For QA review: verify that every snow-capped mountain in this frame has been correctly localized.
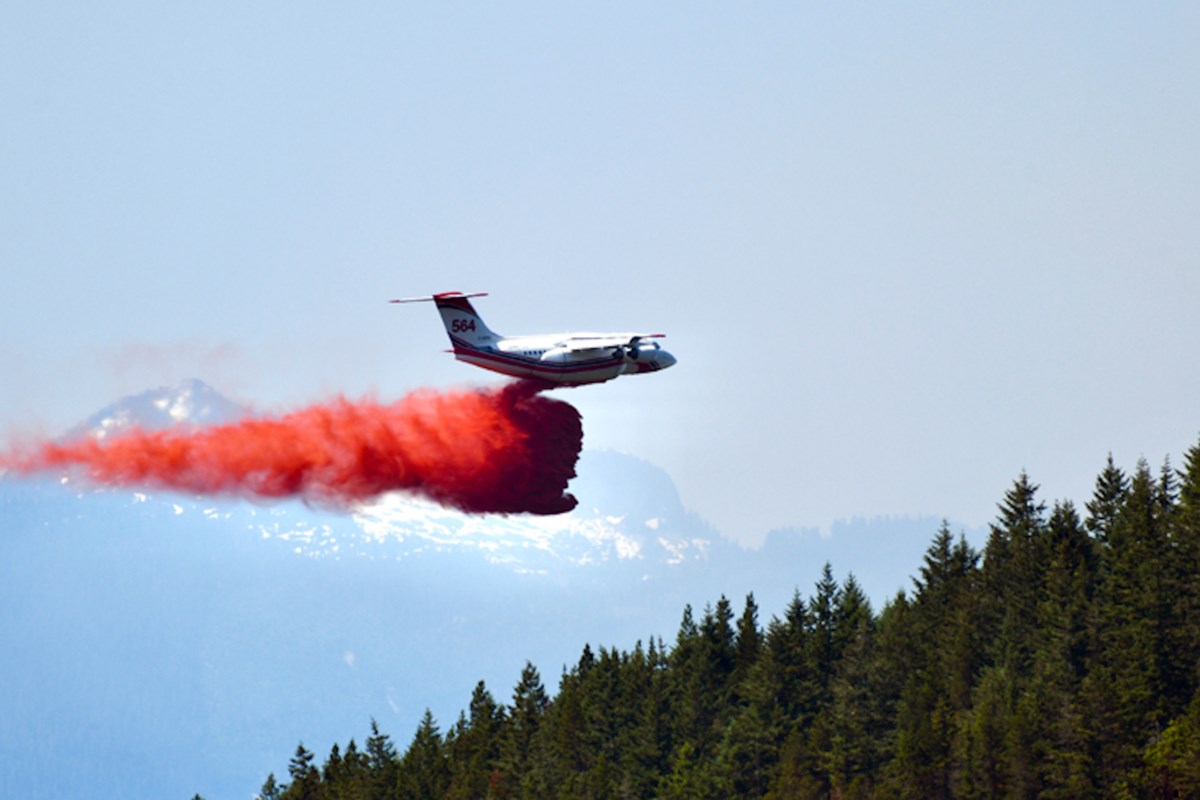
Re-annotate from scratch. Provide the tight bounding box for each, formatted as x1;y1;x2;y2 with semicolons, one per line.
58;379;723;576
1;380;966;800
1;380;734;800
67;377;247;440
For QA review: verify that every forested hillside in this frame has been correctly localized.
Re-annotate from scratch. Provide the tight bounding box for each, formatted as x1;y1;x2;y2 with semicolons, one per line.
249;439;1200;799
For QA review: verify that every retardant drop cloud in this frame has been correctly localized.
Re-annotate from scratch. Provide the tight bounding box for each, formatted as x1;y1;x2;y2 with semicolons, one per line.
1;381;583;515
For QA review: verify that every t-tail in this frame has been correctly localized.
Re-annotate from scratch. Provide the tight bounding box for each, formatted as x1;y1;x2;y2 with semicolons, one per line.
390;291;500;350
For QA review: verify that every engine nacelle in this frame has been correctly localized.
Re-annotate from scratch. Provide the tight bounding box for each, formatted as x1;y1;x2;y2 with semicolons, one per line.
539;347;579;365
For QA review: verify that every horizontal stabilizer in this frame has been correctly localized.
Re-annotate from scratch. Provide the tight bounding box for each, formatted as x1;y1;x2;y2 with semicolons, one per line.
390;291;488;304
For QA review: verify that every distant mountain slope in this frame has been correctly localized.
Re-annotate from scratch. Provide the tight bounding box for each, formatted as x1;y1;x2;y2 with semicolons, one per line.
66;377;247;440
0;380;970;799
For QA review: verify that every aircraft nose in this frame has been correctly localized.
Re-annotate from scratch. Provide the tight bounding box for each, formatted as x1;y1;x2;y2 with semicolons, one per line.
656;350;676;370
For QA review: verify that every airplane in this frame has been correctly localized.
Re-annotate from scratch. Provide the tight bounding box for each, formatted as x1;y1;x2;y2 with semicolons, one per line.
391;291;676;386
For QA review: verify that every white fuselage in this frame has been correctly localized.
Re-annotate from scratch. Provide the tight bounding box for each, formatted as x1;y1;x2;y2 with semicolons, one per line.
452;332;675;386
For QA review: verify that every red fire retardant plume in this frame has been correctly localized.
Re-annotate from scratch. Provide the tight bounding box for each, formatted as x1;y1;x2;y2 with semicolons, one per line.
3;381;583;515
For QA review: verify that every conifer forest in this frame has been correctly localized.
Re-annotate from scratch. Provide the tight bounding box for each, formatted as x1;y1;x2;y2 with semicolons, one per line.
243;438;1200;799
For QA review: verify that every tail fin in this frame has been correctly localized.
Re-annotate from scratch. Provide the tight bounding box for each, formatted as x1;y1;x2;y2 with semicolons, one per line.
391;291;501;349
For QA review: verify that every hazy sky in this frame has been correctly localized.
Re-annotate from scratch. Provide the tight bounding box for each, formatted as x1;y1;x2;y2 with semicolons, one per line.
3;3;1198;545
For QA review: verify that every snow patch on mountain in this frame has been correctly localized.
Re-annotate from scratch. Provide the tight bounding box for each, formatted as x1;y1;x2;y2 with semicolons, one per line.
68;378;247;440
45;380;728;575
349;491;680;568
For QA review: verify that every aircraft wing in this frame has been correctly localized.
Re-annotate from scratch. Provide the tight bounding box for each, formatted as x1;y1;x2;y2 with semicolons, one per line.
557;333;665;353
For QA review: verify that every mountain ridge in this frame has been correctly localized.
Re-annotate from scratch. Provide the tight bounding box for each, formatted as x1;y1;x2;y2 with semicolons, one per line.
0;379;976;799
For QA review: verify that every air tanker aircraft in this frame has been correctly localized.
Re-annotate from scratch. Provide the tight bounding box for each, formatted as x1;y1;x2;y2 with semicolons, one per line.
392;291;676;386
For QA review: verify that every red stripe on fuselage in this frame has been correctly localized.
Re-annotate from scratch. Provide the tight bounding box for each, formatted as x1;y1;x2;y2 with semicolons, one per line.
454;346;618;373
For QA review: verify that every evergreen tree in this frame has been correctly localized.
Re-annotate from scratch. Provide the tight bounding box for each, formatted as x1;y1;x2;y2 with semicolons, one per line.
574;646;626;795
956;665;1010;800
283;743;320;800
1141;688;1200;798
717;696;778;798
911;523;981;709
808;563;842;706
658;741;720;800
703;597;738;691
766;726;829;800
825;576;878;797
765;590;817;727
1026;501;1096;798
444;682;505;800
398;710;449;800
666;604;707;755
258;774;284;800
547;665;586;787
334;739;371;800
891;523;981;798
1156;454;1199;720
322;742;343;790
834;574;873;657
984;473;1047;678
499;661;550;798
733;593;762;695
870;590;916;760
1174;436;1200;709
1090;459;1171;786
1086;452;1128;543
715;596;775;798
365;718;400;800
615;639;670;798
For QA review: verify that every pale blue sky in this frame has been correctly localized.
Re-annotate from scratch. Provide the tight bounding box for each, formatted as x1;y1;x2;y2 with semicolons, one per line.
3;2;1198;544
